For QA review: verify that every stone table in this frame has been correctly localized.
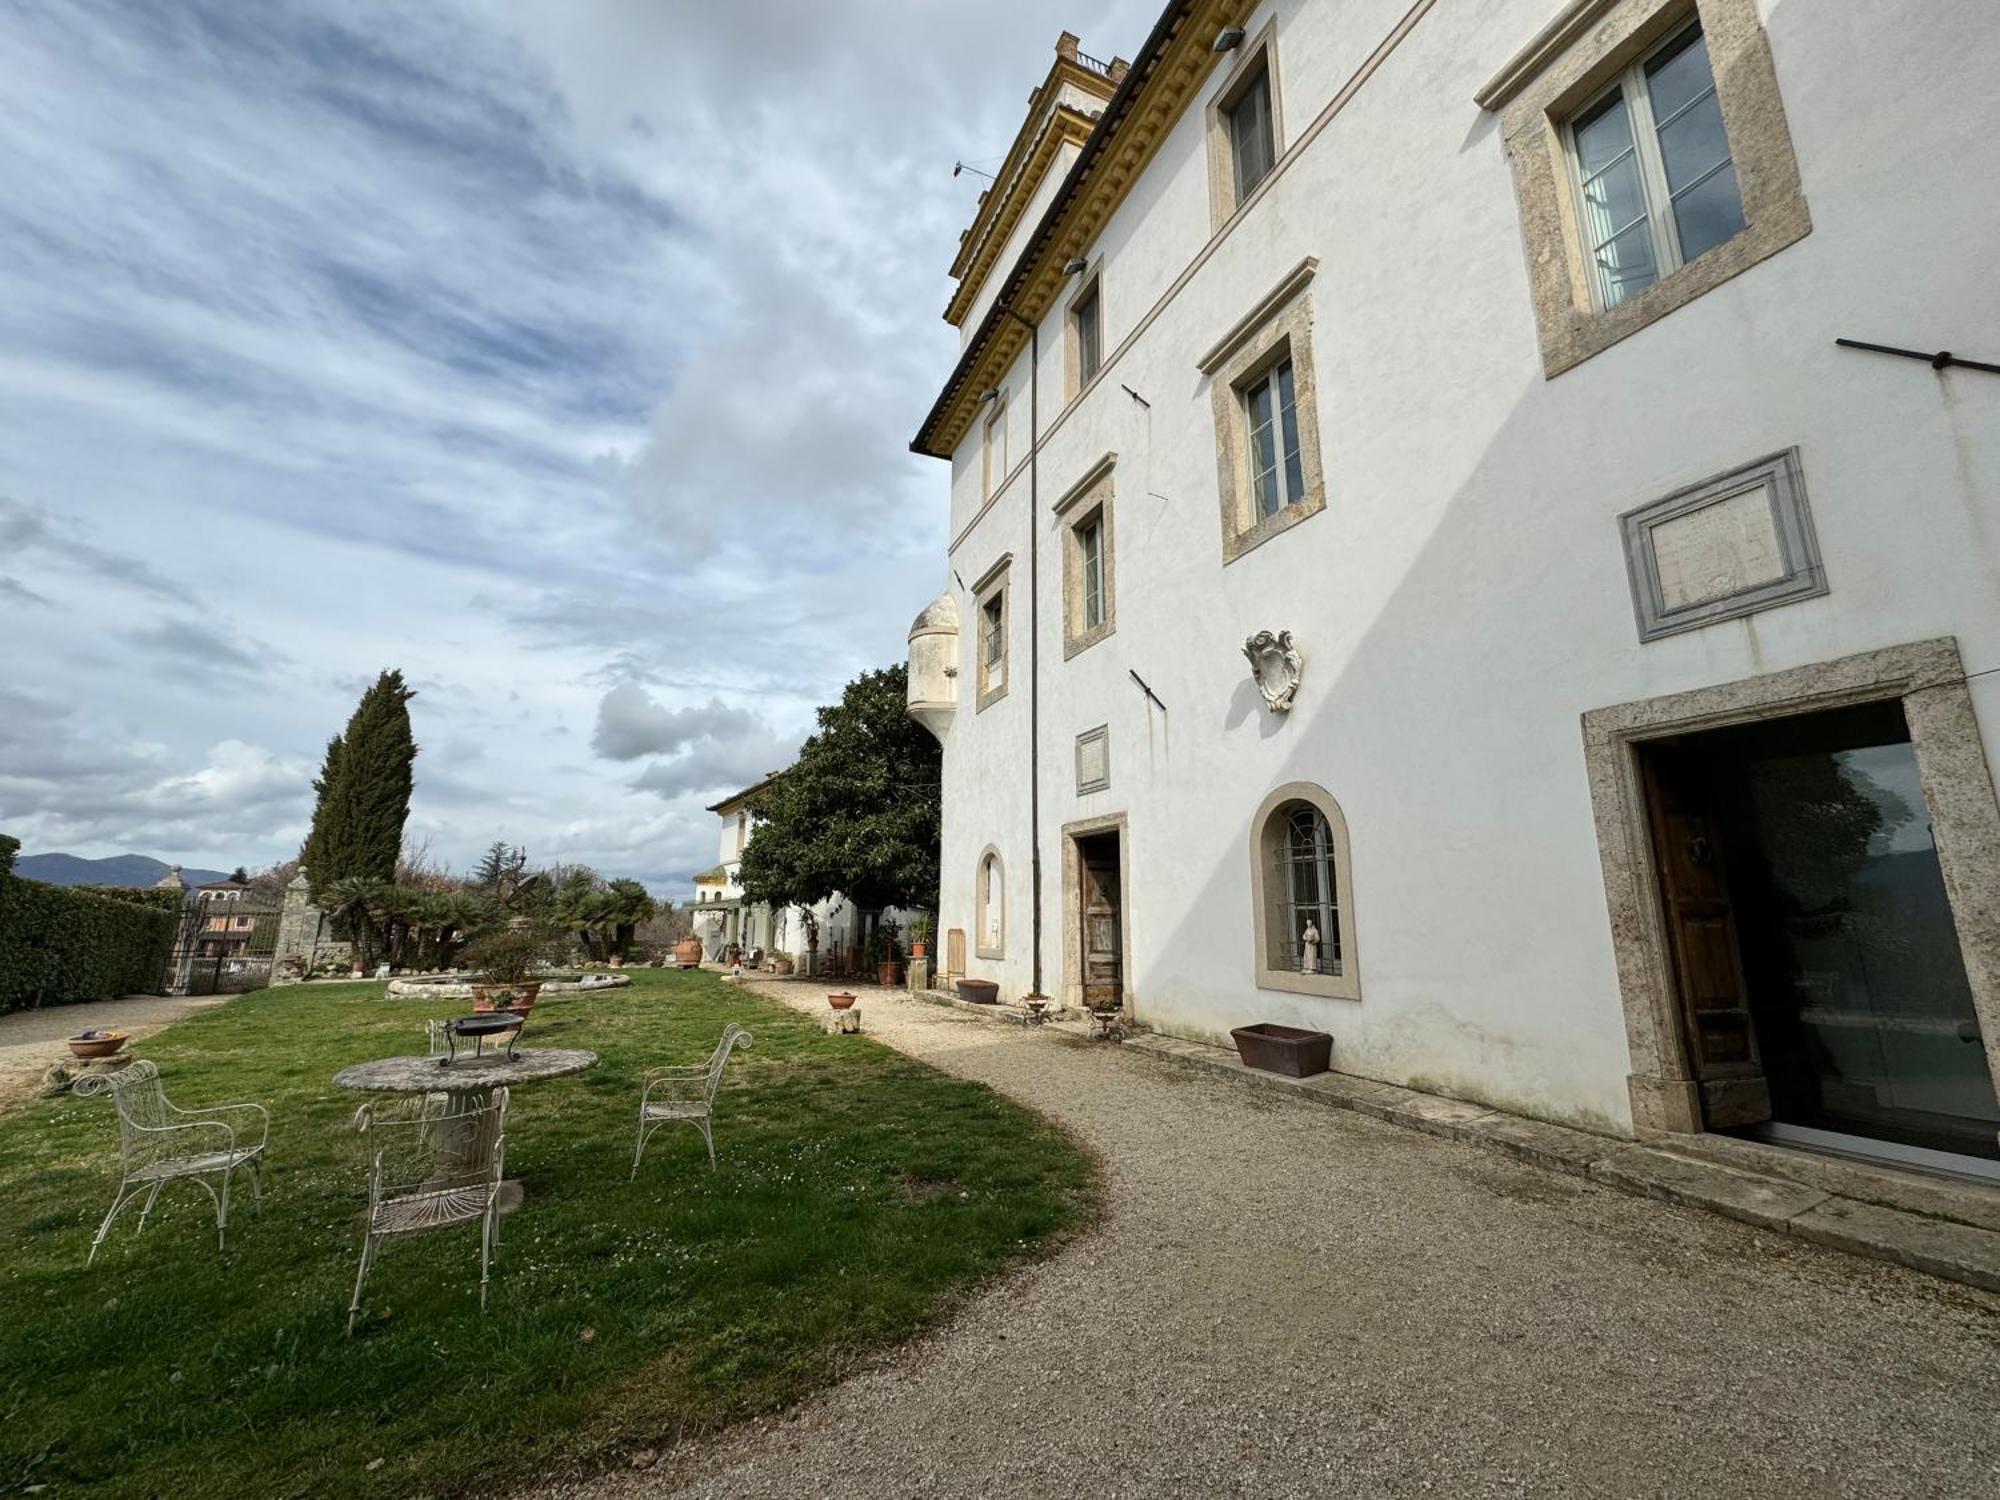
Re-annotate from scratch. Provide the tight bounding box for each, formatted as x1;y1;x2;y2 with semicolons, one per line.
334;1047;598;1211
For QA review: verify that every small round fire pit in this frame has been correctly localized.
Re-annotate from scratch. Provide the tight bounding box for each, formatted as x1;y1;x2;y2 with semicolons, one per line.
437;1012;526;1065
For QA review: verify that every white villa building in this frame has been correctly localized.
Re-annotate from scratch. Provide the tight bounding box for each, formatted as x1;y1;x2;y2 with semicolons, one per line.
690;772;877;973
906;2;2000;1175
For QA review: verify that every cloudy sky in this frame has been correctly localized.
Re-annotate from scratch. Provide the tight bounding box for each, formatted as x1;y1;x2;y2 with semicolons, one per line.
0;0;1149;893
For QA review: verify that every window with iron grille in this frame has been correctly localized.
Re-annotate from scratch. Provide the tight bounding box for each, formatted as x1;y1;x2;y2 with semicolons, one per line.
1271;803;1341;975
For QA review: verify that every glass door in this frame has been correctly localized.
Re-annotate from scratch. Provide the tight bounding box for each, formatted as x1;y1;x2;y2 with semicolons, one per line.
1691;701;2000;1163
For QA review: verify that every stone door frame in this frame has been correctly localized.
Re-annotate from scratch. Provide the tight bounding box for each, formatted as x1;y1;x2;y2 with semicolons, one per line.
1060;813;1131;1015
1581;637;2000;1137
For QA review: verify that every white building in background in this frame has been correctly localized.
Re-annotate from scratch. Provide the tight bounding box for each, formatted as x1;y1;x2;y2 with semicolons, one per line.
689;772;873;972
907;1;2000;1175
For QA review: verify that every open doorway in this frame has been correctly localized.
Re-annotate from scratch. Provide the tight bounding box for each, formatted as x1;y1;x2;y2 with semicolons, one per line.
1640;699;2000;1171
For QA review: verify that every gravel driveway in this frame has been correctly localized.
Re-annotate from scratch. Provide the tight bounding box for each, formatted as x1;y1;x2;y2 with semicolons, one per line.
542;981;2000;1500
0;993;222;1110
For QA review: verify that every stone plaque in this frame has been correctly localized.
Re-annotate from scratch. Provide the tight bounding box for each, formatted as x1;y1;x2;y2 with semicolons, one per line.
1076;725;1110;794
1620;448;1826;642
1650;484;1786;610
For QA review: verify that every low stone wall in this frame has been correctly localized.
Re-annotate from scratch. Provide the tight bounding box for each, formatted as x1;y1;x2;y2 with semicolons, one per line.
383;972;633;1001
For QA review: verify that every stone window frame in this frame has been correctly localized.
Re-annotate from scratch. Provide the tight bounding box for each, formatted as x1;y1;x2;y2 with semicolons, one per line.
1478;0;1811;378
1204;16;1284;233
1200;258;1325;565
1075;725;1110;795
975;844;1006;960
1580;638;2000;1137
1620;446;1826;643
971;553;1012;712
981;390;1010;499
1064;260;1106;404
1053;451;1117;658
1248;781;1360;1003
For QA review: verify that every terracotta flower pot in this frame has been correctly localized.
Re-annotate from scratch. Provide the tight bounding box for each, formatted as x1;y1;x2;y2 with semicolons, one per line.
674;937;703;968
910;941;929;959
878;961;903;988
828;991;857;1010
472;981;542;1015
68;1031;127;1060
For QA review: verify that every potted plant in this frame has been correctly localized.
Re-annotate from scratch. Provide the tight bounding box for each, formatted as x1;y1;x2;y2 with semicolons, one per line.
68;1029;128;1060
907;913;933;960
876;919;904;987
463;928;548;1014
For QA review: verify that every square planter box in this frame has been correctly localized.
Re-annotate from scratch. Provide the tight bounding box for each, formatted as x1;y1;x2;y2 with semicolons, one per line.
957;978;1000;1005
1230;1023;1332;1078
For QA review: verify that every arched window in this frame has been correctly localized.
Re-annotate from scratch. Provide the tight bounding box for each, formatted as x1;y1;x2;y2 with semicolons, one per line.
1250;782;1359;1000
976;847;1005;959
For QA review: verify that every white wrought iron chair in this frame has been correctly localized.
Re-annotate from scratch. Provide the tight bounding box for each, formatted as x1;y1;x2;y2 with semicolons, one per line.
72;1060;268;1264
632;1024;752;1177
348;1087;509;1335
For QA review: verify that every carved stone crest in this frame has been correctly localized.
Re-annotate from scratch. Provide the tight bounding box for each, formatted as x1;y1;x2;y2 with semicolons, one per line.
1242;630;1302;713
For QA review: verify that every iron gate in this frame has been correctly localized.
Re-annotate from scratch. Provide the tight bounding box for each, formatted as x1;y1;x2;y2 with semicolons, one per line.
165;887;281;995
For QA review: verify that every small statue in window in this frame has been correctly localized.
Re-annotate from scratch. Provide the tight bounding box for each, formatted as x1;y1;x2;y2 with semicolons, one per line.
1301;919;1320;975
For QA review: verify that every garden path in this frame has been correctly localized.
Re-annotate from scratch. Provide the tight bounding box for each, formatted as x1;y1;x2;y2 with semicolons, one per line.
0;993;223;1110
541;979;2000;1500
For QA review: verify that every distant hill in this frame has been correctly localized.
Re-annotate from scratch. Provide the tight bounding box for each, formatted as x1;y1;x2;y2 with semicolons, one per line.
15;852;235;889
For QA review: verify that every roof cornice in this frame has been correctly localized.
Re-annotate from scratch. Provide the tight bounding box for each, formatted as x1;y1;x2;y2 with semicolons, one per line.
911;0;1256;460
944;103;1101;327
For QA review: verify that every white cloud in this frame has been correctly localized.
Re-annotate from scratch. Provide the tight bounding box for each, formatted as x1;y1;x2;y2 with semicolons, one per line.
0;0;1155;891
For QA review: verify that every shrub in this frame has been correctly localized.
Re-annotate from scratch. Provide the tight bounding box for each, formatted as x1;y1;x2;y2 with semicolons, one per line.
460;926;552;985
0;837;179;1013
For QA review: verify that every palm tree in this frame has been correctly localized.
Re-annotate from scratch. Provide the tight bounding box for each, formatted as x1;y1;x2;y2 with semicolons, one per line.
325;876;389;975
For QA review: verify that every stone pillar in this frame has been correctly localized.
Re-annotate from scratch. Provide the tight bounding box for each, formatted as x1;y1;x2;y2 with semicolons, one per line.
907;956;932;994
272;870;320;983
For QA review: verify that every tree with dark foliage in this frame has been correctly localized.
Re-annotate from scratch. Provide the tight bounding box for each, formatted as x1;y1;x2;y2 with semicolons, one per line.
739;665;939;915
300;670;418;905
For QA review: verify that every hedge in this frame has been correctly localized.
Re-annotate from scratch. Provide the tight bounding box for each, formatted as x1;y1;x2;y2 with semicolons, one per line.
0;835;180;1013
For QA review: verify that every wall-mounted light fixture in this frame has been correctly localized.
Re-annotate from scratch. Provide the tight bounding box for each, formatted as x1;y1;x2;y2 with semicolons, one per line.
1212;26;1245;52
978;387;1001;404
1063;256;1088;275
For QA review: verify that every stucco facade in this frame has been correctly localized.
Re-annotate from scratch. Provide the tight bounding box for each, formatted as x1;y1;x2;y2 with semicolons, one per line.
908;0;2000;1146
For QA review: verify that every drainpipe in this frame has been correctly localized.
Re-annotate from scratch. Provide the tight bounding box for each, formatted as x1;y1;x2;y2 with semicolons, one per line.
996;302;1045;997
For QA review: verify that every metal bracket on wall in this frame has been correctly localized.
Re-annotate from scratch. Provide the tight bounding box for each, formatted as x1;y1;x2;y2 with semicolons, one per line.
1835;338;2000;376
1129;669;1166;714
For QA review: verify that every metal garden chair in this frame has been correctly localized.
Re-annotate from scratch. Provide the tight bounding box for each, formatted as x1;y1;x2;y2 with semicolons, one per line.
348;1087;509;1335
632;1024;752;1176
72;1060;269;1263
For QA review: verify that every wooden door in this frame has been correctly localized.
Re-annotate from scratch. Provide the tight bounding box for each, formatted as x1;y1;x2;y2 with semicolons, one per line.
1642;746;1771;1126
1081;844;1122;1010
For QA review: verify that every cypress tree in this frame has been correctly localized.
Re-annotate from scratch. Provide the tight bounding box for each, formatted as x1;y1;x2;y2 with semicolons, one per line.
300;670;418;903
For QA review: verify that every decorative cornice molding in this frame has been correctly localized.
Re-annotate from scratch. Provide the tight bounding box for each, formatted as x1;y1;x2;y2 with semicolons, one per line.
946;104;1102;327
1051;451;1117;516
1195;257;1318;374
969;551;1015;596
1474;0;1621;111
913;0;1256;459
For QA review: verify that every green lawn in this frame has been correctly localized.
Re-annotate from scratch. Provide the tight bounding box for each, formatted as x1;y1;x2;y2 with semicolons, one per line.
0;970;1097;1497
